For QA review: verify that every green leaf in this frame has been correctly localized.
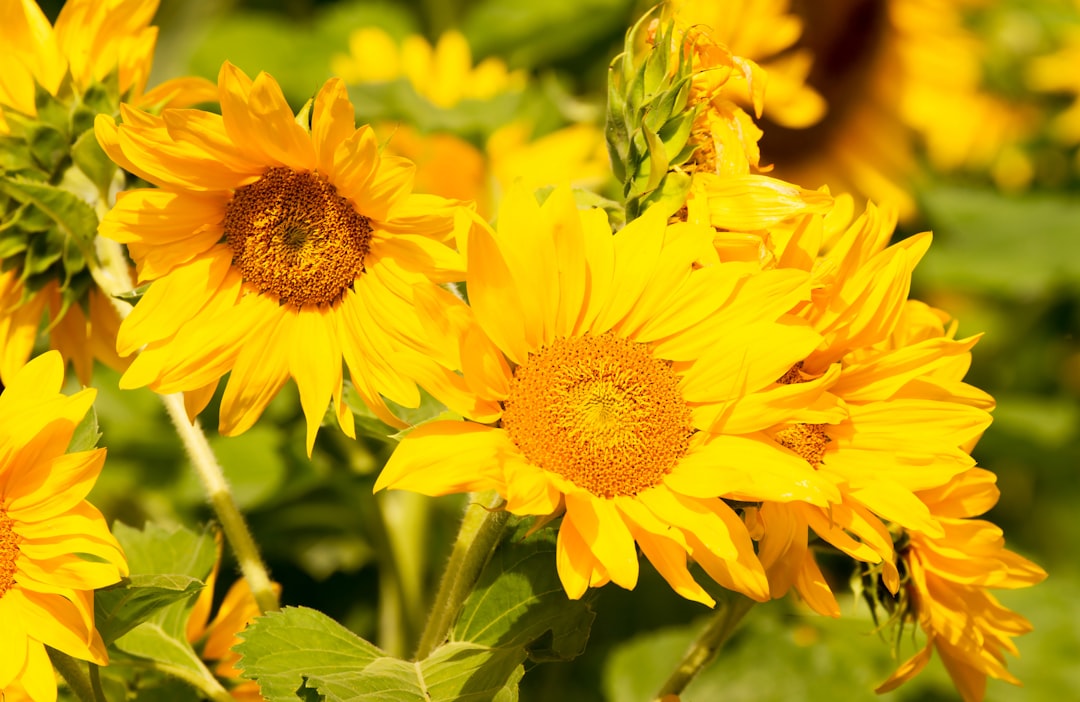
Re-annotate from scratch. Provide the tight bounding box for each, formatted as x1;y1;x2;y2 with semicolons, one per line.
26;123;68;175
454;520;595;662
0;176;98;251
343;381;458;445
111;522;218;585
236;606;413;700
67;403;101;453
71;128;118;196
94;573;206;645
108;522;221;692
238;608;532;702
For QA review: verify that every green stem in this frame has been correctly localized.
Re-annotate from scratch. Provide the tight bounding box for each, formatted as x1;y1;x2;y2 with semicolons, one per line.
414;491;508;660
46;648;102;702
124;657;234;702
89;664;106;702
160;392;280;614
655;594;756;699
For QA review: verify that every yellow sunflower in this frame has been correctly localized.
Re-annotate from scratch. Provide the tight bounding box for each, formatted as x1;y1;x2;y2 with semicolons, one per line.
676;0;1033;218
722;199;994;615
0;0;215;386
875;468;1046;702
95;62;473;453
0;351;128;702
376;186;842;605
331;27;526;109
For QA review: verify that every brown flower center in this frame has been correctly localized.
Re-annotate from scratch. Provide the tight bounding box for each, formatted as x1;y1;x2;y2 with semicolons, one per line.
774;423;831;468
224;167;373;307
501;334;695;498
0;508;20;598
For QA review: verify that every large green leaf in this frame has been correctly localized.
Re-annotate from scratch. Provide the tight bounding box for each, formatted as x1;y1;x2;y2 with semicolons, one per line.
238;608;526;702
238;522;594;701
106;523;220;686
454;521;594;662
95;573;206;646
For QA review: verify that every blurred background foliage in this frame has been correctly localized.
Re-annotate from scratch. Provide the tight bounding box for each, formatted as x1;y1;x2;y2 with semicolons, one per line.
30;0;1080;699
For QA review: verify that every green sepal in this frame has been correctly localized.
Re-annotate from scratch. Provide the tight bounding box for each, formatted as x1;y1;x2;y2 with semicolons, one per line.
34;79;73;137
606;12;699;223
71;128;118;197
0;176;99;287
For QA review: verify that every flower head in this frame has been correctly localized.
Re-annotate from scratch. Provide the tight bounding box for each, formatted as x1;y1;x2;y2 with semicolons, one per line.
96;63;469;453
376;186;842;604
0;351;127;702
874;468;1046;702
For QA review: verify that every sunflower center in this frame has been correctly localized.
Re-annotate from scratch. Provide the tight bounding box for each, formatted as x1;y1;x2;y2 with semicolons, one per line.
774;423;831;467
501;334;695;498
224;167;373;307
0;508;19;598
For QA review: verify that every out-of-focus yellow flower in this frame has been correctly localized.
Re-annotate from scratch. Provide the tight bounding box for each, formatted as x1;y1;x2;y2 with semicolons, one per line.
95;64;469;453
376;186;841;605
332;27;526;109
0;351;127;702
679;0;1035;218
875;468;1046;702
1028;10;1080;170
378;121;610;219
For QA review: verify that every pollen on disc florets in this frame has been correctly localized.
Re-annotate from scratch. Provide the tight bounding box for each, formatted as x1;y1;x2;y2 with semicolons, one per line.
224;167;373;307
774;423;831;468
0;507;20;597
501;333;695;499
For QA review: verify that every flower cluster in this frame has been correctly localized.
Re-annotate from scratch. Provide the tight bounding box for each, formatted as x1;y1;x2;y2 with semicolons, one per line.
0;1;1049;701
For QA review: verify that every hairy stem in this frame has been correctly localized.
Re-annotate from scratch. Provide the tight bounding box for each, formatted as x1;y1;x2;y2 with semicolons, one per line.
47;648;102;702
161;392;279;614
414;491;508;660
655;595;756;699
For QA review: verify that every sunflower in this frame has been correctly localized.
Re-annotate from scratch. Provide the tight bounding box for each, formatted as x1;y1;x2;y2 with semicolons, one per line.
331;27;525;109
675;0;1034;218
0;351;128;702
718;198;995;615
0;0;216;386
95;62;474;453
874;467;1046;702
375;186;843;604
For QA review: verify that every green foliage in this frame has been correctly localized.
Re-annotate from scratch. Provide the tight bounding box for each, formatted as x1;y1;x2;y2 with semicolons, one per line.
606;13;698;222
915;184;1080;297
462;0;635;68
235;519;593;700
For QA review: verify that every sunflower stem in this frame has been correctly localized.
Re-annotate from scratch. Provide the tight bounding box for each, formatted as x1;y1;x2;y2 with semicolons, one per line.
654;594;756;699
414;491;508;660
47;648;103;702
161;392;280;614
